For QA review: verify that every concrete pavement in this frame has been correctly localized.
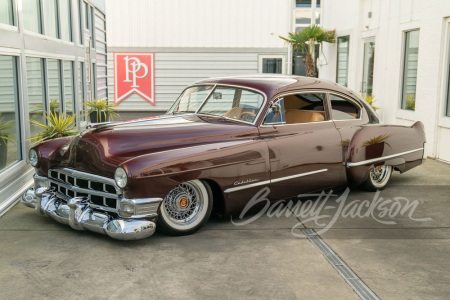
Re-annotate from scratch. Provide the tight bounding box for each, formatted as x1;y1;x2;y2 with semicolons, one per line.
0;159;449;299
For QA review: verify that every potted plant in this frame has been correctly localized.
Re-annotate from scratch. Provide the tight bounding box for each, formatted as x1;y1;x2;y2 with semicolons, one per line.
0;113;14;169
28;111;78;145
85;98;120;123
362;134;392;160
280;25;336;77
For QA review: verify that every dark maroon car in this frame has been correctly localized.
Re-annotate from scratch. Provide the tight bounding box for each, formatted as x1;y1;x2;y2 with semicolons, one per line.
22;75;426;240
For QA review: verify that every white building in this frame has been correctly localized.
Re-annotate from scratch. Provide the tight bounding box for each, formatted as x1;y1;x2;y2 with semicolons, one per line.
0;0;107;213
105;0;323;118
318;0;450;162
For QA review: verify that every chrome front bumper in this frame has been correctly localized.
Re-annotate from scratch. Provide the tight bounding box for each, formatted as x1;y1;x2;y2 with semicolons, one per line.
21;186;160;241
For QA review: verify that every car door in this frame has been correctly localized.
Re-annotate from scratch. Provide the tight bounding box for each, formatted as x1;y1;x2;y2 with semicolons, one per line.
258;91;343;200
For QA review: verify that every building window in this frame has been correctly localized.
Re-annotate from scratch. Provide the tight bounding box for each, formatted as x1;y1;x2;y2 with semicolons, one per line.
47;59;62;112
84;2;89;29
90;6;95;48
0;55;21;172
362;39;375;97
42;0;59;38
336;36;350;87
26;57;46;136
401;30;420;111
78;0;84;44
91;63;97;98
22;0;42;33
262;58;282;74
59;0;72;41
78;62;86;121
0;0;14;25
63;61;75;116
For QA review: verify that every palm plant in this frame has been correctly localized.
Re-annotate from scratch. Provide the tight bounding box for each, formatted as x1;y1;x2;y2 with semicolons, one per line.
280;25;336;77
28;111;78;145
85;98;120;123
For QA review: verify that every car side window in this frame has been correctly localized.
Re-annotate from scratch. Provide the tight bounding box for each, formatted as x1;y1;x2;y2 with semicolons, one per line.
264;98;286;124
283;93;327;124
329;94;361;120
263;93;327;125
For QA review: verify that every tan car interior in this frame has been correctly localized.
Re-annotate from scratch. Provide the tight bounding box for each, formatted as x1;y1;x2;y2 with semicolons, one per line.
283;95;326;124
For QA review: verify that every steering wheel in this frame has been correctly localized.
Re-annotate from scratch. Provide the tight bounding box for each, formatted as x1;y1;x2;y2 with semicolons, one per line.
239;111;257;122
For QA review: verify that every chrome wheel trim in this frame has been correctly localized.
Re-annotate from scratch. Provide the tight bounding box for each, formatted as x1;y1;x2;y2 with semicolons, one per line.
369;165;392;188
160;180;208;231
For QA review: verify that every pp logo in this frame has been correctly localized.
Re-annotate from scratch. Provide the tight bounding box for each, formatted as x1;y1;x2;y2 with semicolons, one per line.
114;52;155;105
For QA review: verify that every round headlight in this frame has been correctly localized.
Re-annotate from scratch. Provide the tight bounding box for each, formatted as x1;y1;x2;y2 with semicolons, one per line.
29;149;38;167
114;167;128;188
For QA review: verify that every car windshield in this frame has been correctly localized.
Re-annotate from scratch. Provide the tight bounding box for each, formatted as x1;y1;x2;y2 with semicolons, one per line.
197;86;265;123
168;85;214;114
168;85;265;123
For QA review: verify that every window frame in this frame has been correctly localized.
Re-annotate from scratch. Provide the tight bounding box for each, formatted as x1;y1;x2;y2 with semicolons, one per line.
0;54;23;177
399;29;420;111
261;91;331;127
0;0;16;27
59;0;73;42
328;92;363;122
259;55;286;74
336;35;350;87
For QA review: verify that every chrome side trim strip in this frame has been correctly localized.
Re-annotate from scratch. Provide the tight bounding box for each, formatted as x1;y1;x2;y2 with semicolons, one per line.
346;148;424;168
224;180;271;193
224;169;328;193
270;169;328;183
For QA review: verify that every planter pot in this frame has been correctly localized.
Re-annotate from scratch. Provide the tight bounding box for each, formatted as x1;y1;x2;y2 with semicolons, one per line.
365;143;385;160
89;111;110;123
0;135;7;170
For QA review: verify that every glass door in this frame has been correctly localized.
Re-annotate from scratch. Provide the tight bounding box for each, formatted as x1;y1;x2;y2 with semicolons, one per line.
361;38;375;97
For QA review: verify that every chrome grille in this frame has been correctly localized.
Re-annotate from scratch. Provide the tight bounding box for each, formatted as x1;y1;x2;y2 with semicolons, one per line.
48;168;119;213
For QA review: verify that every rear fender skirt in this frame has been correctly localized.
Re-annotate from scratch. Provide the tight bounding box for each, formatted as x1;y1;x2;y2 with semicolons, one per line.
345;121;425;186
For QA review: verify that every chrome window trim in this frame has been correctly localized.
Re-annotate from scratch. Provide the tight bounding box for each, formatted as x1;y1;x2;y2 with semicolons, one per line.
195;83;268;126
345;148;424;167
224;169;328;193
328;92;363;121
261;90;331;127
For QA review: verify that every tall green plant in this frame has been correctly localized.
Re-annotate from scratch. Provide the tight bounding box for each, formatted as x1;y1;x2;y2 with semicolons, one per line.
84;98;120;122
28;111;78;144
280;25;336;77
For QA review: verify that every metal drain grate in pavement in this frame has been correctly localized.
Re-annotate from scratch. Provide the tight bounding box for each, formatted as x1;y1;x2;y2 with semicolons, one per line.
301;229;379;300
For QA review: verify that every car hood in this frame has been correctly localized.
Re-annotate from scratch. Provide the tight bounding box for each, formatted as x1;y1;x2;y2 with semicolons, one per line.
58;114;258;177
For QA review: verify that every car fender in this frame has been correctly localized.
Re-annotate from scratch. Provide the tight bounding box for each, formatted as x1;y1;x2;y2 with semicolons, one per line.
345;121;425;186
121;139;270;200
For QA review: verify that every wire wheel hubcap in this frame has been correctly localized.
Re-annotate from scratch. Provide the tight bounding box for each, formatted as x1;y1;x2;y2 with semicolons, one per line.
163;182;205;226
370;165;391;185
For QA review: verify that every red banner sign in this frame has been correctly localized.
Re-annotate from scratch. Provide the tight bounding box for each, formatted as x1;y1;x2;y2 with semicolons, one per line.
114;52;155;105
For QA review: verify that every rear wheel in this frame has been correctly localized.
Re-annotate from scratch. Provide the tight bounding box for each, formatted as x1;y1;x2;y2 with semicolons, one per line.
158;179;213;235
363;165;393;191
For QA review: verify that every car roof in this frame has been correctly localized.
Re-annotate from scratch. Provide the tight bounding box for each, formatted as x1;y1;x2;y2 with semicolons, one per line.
194;75;360;101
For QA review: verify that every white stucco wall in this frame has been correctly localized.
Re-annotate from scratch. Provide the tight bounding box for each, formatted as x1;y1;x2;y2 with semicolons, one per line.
319;0;450;161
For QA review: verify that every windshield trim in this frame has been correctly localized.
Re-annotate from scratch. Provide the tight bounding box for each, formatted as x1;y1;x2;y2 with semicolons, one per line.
194;84;268;126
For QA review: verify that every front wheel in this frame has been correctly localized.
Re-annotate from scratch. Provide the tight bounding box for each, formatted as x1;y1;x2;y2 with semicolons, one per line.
362;165;393;191
158;179;213;235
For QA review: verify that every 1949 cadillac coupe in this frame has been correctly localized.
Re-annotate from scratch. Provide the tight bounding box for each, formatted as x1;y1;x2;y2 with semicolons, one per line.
21;75;426;240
